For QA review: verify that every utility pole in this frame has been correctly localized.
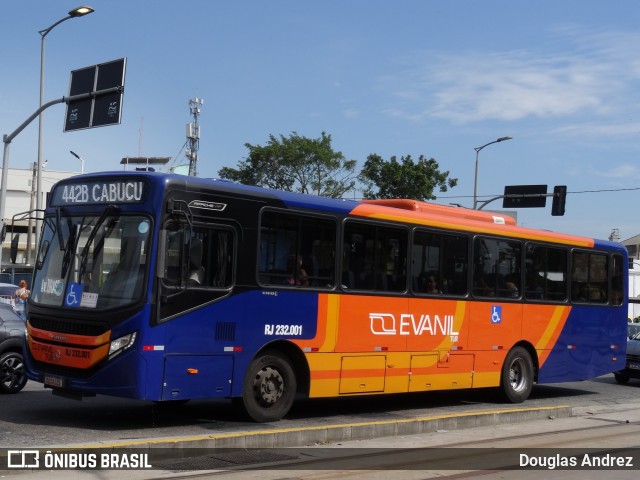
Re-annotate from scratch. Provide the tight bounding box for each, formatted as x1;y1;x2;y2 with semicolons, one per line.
186;97;204;177
26;162;36;265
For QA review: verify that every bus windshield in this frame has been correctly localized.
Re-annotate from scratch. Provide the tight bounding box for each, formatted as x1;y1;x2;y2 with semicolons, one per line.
31;213;151;310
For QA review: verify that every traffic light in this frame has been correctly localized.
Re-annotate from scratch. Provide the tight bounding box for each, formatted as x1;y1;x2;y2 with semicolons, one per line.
551;185;567;216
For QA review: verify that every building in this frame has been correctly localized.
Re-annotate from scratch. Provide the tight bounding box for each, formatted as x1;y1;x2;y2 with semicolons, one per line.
1;166;78;269
622;235;640;320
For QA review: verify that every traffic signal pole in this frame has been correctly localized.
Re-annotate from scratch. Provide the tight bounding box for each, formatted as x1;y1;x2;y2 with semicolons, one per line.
0;86;122;267
475;186;567;216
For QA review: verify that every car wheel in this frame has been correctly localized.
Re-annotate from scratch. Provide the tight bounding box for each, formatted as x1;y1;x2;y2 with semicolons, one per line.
614;373;630;385
0;351;27;394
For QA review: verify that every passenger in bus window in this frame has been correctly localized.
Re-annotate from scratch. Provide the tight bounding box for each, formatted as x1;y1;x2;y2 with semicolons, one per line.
425;275;442;294
287;254;308;286
611;290;623;305
571;283;586;302
504;281;519;298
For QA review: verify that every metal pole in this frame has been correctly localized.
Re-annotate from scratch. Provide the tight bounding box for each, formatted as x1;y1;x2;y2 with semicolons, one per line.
0;138;10;269
70;151;84;174
472;136;513;209
35;30;46;255
35;7;95;258
26;162;36;265
473;148;480;210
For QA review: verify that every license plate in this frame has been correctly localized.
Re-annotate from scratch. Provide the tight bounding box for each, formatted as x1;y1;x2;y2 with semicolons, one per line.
629;363;640;370
44;376;65;388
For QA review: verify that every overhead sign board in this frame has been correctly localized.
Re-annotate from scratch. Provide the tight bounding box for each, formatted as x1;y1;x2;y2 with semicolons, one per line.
502;185;548;208
64;58;127;132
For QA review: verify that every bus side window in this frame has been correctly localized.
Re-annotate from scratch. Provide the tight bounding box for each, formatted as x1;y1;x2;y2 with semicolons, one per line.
189;228;234;289
258;210;336;289
163;228;186;286
188;238;204;285
342;221;407;293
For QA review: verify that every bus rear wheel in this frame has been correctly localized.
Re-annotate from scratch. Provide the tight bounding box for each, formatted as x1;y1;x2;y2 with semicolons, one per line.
500;346;533;403
237;351;297;422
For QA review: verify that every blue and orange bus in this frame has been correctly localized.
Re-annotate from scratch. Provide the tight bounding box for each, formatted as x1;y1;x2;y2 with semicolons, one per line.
24;172;628;422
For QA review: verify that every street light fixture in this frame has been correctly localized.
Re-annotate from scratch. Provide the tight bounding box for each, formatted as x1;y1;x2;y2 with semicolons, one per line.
70;151;84;174
473;136;513;209
35;6;94;248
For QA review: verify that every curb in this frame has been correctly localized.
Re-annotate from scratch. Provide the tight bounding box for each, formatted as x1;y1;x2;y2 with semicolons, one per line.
72;405;571;452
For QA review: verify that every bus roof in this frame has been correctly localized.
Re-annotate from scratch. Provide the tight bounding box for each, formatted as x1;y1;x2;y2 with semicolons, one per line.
54;172;619;251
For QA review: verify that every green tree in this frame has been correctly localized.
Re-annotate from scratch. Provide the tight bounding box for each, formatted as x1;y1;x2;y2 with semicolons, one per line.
218;132;357;197
358;154;457;200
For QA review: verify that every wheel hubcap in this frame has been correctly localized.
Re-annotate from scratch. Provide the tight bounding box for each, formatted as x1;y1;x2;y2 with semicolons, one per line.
509;358;527;393
253;366;284;405
1;356;25;391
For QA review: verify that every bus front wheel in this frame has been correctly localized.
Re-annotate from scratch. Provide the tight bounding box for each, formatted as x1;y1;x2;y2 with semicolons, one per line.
236;351;297;422
500;346;534;403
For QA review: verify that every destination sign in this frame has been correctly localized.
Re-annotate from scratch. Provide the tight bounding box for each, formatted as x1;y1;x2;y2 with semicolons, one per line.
50;180;146;206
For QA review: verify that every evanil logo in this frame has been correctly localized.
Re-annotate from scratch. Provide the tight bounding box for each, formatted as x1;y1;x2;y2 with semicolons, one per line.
370;313;459;341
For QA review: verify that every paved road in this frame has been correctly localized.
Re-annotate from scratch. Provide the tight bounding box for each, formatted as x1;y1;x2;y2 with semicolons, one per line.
5;377;640;479
2;373;640;450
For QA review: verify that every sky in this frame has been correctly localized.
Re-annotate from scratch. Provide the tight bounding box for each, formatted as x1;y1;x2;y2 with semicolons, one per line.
1;1;640;241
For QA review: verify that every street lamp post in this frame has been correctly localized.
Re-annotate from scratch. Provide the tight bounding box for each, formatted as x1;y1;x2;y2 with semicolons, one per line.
70;150;84;174
34;5;94;247
473;136;513;209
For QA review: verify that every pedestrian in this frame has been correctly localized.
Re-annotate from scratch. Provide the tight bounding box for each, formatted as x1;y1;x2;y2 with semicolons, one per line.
14;280;29;320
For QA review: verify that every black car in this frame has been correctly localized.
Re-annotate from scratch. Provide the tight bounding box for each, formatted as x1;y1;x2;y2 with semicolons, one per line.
614;323;640;384
0;302;27;393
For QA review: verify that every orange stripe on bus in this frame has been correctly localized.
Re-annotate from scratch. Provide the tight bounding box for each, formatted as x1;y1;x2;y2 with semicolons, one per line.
350;203;594;248
536;306;570;366
27;322;111;346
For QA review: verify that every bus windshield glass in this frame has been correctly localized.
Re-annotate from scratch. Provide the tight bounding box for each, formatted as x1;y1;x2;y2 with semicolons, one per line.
31;213;151;310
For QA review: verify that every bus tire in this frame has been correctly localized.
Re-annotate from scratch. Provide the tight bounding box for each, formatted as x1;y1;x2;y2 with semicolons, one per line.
500;346;533;403
238;351;297;422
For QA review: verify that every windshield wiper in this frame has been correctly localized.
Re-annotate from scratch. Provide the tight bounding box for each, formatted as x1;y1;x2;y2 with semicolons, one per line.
56;206;65;251
78;205;118;281
60;221;80;279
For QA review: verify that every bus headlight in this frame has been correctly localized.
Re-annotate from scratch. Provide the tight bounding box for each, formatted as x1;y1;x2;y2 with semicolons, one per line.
109;332;137;359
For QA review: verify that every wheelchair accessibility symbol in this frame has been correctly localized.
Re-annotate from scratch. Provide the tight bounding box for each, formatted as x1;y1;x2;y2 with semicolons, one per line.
491;305;502;324
64;283;83;308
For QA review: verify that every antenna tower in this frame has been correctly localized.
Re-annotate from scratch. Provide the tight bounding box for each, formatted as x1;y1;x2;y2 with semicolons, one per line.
609;228;620;242
186;97;204;176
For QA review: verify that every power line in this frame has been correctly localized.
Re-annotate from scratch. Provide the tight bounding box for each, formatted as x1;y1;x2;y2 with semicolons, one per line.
437;186;640;200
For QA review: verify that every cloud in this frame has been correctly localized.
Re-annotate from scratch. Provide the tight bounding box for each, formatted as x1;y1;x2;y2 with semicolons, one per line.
595;163;640;180
342;108;360;118
382;27;640;125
